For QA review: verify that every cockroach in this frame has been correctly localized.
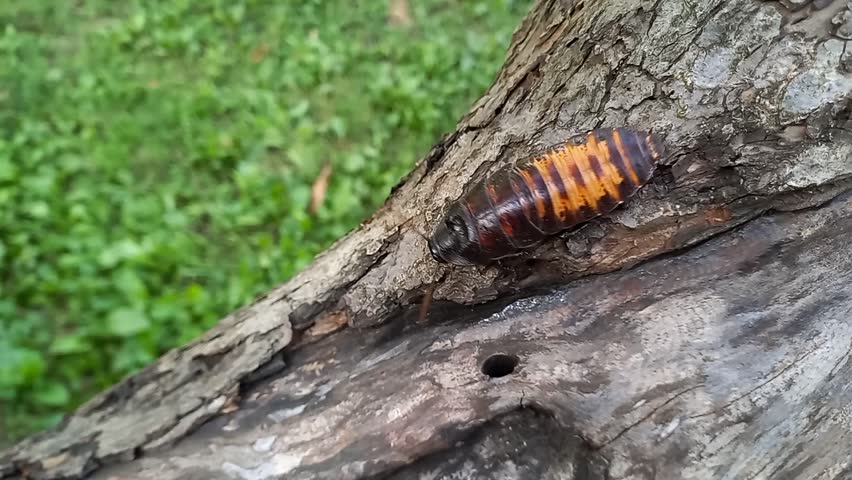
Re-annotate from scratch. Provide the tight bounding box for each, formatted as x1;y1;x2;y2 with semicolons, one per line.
428;127;664;266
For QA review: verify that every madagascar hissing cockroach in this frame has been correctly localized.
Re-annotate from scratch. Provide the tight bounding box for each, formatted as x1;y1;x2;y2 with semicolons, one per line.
428;127;664;266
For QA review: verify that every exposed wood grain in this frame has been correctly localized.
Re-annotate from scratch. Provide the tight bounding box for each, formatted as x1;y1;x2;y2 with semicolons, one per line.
91;188;852;480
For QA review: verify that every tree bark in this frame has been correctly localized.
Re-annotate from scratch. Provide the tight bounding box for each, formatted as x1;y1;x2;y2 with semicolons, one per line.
4;0;852;478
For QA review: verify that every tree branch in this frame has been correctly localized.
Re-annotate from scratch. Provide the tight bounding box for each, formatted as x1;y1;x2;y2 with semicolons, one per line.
4;0;852;479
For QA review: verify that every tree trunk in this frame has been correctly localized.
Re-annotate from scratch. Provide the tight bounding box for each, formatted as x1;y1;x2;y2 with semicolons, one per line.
4;0;852;478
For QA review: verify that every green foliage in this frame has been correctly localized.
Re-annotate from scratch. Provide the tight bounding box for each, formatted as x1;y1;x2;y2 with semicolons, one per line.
0;0;530;443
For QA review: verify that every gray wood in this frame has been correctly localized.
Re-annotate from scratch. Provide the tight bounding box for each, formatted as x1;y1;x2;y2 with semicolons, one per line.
80;192;852;480
3;0;852;479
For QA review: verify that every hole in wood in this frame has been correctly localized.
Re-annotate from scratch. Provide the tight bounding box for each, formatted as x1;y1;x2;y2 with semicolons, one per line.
481;353;519;378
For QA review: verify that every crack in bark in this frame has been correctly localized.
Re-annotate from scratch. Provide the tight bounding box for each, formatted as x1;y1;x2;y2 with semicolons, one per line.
687;342;825;420
824;330;852;381
597;384;706;449
645;0;665;36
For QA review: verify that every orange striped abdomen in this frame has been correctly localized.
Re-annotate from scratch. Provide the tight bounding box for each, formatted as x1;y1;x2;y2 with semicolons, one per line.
513;127;661;235
427;128;664;265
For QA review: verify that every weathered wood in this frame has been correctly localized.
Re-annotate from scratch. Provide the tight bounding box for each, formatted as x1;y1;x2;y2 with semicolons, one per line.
3;0;852;478
70;191;851;480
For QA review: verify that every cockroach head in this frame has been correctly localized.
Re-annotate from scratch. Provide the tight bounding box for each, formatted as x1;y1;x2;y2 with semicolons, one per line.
428;203;477;266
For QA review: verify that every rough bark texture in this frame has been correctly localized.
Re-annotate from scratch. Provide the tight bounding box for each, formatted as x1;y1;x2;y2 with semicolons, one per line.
3;0;852;479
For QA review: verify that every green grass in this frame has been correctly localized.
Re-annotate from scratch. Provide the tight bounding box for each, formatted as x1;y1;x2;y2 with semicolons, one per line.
0;0;530;444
